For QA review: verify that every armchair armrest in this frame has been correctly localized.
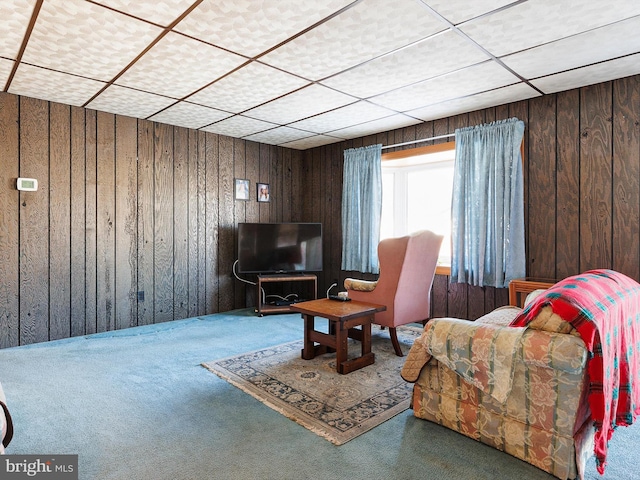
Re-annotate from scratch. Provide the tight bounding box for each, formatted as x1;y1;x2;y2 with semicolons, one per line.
344;278;377;292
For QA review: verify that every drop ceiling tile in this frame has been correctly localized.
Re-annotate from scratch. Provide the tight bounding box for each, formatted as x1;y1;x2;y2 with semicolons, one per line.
321;30;490;98
8;63;106;106
116;32;246;99
243;84;356;125
502;17;640;79
243;126;313;146
407;83;541;122
288;101;396;134
87;85;177;119
0;0;38;58
92;0;190;27
281;135;346;150
148;102;231;130
424;0;516;24
0;59;14;87
260;0;447;80
459;0;640;58
22;0;162;81
369;60;520;112
327;114;422;139
175;0;353;58
531;53;640;95
188;62;309;113
200;115;278;138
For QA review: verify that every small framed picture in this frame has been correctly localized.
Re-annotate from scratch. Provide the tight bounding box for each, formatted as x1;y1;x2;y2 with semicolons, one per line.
235;178;250;201
257;183;270;202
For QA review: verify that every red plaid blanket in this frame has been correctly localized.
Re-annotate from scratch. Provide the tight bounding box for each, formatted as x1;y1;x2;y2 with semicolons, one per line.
510;269;640;475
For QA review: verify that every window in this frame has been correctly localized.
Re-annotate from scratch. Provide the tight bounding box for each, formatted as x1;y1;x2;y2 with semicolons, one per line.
380;142;455;265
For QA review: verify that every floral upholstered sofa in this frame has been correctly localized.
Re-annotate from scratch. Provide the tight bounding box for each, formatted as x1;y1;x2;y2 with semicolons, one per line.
401;270;640;480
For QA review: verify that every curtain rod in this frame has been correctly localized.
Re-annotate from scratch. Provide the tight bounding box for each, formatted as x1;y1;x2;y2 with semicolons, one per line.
381;133;455;150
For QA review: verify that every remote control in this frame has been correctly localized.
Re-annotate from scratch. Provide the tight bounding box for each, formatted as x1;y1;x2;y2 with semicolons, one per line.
328;295;351;302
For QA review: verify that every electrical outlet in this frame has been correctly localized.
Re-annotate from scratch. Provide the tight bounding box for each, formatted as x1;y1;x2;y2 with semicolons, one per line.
137;291;145;302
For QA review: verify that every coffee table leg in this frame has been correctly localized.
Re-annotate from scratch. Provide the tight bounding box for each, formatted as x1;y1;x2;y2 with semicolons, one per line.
362;315;372;357
336;319;349;374
301;314;315;360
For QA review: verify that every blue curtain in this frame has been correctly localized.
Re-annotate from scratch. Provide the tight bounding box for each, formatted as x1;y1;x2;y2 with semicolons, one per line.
451;118;526;288
341;144;382;273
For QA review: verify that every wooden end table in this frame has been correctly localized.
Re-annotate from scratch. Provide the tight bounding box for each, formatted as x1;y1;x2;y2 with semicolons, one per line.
508;277;557;307
289;298;386;375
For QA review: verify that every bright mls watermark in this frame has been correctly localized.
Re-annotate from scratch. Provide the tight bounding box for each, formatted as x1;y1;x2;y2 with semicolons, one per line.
1;455;77;479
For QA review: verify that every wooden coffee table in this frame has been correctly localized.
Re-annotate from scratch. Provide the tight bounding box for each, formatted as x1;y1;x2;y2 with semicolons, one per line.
289;298;386;374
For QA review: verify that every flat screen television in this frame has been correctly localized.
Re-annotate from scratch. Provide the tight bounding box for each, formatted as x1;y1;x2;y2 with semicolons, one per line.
237;222;323;274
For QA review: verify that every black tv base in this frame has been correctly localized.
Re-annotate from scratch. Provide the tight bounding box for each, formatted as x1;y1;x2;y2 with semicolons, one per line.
255;273;317;316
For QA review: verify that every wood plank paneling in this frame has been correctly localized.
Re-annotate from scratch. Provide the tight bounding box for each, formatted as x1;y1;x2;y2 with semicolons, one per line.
49;102;71;340
556;89;581;280
173;126;189;320
19;97;50;345
154;122;174;323
70;106;86;337
137;119;154;326
580;82;613;271
115;115;138;330
205;132;220;314
96;111;116;333
0;93;20;348
187;129;200;317
528;94;557;278
85;110;97;334
612;76;640;280
218;135;235;313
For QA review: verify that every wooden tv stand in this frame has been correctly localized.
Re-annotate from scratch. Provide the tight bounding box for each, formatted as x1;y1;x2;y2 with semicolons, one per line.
256;273;317;316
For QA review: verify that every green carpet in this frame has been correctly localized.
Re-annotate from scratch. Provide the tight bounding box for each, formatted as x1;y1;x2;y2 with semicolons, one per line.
0;309;638;480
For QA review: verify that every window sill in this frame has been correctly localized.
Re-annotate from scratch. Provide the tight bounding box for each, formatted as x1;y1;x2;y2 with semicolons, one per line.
435;264;451;276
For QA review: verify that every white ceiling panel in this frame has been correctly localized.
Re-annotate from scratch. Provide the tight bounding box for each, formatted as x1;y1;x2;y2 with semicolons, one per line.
281;135;346;150
3;1;640;149
22;0;162;81
460;0;640;58
92;0;190;27
422;0;516;25
531;53;640;95
148;102;231;130
407;83;541;122
260;0;447;80
288;101;396;134
321;30;490;98
0;0;38;58
87;85;177;119
8;64;105;106
244;126;313;145
502;16;640;80
370;60;521;112
188;62;309;113
201;115;278;138
0;59;14;88
243;84;356;125
175;0;354;58
328;114;421;139
116;32;246;99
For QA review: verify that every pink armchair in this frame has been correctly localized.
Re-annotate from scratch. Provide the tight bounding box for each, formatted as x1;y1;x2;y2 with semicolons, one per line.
343;230;443;356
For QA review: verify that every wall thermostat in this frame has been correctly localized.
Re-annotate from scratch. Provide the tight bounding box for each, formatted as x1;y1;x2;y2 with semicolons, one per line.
17;177;38;191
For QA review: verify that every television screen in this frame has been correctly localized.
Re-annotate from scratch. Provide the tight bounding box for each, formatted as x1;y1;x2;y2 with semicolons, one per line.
238;223;323;274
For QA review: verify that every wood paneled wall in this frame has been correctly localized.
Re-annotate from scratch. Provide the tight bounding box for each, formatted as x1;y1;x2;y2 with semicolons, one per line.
301;74;640;320
1;74;639;347
0;92;300;347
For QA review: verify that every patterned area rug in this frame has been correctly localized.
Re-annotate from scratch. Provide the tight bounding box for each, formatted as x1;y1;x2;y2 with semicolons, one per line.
202;325;422;445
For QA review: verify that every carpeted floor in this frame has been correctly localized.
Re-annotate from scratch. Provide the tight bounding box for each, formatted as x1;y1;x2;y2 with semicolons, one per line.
0;309;638;480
